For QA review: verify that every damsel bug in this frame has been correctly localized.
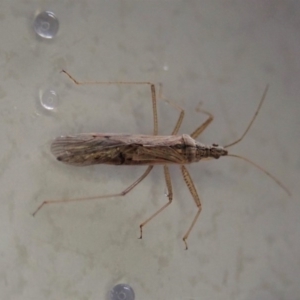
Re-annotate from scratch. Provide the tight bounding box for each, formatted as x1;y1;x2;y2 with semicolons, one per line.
33;70;290;249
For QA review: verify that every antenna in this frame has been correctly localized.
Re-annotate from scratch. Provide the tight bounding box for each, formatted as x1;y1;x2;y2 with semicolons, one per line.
223;85;290;196
224;85;269;148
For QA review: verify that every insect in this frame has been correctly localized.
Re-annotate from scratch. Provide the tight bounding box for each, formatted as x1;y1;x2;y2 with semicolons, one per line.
33;70;290;249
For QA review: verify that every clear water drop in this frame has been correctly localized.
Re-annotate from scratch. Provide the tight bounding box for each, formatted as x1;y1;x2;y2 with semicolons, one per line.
40;89;59;111
33;11;59;39
109;284;135;300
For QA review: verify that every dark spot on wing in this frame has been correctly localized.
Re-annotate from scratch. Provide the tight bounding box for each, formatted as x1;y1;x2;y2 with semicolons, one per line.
119;152;125;164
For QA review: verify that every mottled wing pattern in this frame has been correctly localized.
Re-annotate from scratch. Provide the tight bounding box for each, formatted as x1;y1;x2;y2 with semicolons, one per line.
51;134;131;166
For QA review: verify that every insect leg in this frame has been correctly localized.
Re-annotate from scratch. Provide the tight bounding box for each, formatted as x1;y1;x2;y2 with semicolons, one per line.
138;86;187;239
61;70;158;135
158;83;185;135
33;166;153;216
139;165;173;239
181;165;202;250
157;82;213;139
190;107;214;139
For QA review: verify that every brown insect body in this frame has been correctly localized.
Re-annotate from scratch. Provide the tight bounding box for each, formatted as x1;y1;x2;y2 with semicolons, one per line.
51;133;228;166
33;71;290;249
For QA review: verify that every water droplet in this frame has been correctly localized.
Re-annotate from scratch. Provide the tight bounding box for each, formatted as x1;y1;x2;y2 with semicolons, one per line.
163;64;169;71
33;11;59;39
109;284;135;300
40;89;59;111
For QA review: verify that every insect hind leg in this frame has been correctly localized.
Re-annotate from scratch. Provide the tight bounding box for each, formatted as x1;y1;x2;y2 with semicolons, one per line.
61;70;158;135
33;166;153;216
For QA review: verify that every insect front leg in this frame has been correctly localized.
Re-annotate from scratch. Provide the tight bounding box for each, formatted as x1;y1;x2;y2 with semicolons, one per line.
139;165;173;240
33;166;153;216
180;165;202;250
190;107;214;139
157;82;213;139
61;70;158;135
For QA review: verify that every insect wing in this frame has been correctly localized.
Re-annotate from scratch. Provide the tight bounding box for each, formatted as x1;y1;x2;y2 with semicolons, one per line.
51;134;127;166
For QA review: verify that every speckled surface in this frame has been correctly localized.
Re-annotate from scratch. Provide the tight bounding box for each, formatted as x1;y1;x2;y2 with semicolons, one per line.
0;1;299;299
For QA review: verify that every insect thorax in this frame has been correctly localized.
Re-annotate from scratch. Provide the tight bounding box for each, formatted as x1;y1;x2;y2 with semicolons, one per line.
182;134;228;162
